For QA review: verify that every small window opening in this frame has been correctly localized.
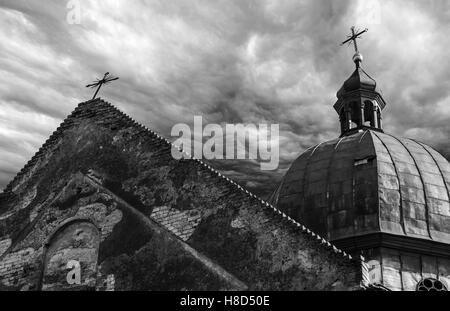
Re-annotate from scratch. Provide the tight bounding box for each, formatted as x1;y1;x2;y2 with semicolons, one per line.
354;156;376;167
416;278;448;291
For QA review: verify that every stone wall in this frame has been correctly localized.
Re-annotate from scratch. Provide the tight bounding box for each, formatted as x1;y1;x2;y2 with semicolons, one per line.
0;175;245;290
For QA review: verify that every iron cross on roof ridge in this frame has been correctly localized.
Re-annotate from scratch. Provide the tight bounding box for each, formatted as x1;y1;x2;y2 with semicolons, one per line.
86;72;119;100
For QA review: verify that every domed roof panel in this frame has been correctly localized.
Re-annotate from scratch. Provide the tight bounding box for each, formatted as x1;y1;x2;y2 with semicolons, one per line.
372;133;428;237
276;130;450;244
278;131;379;240
420;143;450;188
372;132;450;243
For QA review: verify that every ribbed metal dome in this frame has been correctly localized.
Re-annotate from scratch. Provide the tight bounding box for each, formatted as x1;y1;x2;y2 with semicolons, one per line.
275;130;450;244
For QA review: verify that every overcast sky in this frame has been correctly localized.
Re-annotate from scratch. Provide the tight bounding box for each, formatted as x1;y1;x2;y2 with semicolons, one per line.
0;0;449;198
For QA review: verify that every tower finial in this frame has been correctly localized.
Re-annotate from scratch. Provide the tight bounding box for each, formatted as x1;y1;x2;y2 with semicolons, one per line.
341;26;368;68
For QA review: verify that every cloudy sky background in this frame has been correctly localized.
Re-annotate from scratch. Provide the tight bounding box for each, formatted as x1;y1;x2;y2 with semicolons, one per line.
0;0;449;198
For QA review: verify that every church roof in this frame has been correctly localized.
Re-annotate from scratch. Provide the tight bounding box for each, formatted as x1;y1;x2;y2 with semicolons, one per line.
1;100;344;255
275;130;450;247
0;99;365;290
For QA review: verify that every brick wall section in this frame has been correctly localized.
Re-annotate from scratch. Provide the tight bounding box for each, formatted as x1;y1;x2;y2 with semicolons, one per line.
0;248;36;289
150;206;201;241
0;99;366;290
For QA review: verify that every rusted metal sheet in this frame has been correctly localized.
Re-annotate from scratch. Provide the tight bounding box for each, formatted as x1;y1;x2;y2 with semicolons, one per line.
377;161;397;175
398;173;423;188
403;201;427;220
404;218;428;237
378;173;399;190
428;198;450;216
421;172;446;187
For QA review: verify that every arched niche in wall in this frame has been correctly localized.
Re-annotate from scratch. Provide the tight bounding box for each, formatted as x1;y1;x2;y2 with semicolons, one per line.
40;218;100;291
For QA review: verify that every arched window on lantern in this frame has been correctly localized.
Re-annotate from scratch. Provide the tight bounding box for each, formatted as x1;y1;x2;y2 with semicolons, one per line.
349;101;360;129
363;100;374;127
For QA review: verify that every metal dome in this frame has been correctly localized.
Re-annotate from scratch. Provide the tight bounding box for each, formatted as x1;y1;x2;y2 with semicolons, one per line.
275;130;450;245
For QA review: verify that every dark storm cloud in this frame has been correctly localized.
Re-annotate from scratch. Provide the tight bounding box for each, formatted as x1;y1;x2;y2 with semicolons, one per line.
0;0;449;197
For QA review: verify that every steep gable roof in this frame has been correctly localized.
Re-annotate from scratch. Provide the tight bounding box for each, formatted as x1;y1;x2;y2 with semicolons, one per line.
1;99;349;257
0;98;366;290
